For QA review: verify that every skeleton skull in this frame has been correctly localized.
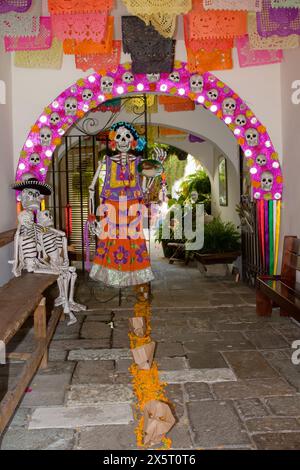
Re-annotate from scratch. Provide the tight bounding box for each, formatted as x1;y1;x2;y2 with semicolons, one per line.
190;74;204;94
256;154;267;166
64;97;78;116
50;112;60;125
207;89;219;101
261;171;273;191
114;126;134;153
37;210;54;228
101;75;114;94
245;128;259;147
82;89;93;101
39;126;52;146
21;188;41;211
168;71;180;82
146;73;160;83
222;97;237;116
122;72;134;84
235;114;247;127
29;153;40;166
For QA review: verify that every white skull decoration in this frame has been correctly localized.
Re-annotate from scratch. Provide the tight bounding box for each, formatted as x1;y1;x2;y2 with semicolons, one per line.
207;89;219;101
168;71;180;82
50;112;60;125
235;114;247;126
190;74;203;93
261;171;273;191
256;154;267;166
222;97;237;116
82;89;93;101
37;210;54;228
29;153;40;166
114;126;134;153
122;72;134;84
21;188;41;211
245;128;259;147
64;97;78;116
147;73;160;83
101;76;114;94
39;126;52;146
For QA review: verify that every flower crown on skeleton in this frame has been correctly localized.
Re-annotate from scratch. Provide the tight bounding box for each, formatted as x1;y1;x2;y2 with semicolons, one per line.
108;122;146;153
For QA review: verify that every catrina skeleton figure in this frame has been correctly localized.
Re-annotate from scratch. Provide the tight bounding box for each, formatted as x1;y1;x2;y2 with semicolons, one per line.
88;122;154;287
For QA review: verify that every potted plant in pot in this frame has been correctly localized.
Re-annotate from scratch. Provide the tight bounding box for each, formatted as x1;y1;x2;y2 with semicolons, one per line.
194;217;241;266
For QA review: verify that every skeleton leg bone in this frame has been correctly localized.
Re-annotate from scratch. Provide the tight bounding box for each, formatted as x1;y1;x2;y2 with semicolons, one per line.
68;267;86;312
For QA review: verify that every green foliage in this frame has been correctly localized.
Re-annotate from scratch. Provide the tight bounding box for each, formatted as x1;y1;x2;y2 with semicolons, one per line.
178;170;211;214
199;217;241;254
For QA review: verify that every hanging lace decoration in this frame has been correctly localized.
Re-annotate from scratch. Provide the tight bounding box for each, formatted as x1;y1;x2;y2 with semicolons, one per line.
257;0;300;37
203;0;262;10
0;0;41;37
187;46;233;73
183;15;234;51
122;0;192;38
4;16;52;51
248;12;299;48
122;16;175;74
187;4;247;39
63;16;113;55
0;0;32;13
124;95;158;113
271;0;300;7
75;41;121;72
236;34;283;67
48;0;113;14
14;38;63;68
51;12;108;42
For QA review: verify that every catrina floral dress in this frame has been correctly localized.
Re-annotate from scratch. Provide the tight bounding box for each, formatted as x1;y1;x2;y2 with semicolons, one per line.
89;154;155;287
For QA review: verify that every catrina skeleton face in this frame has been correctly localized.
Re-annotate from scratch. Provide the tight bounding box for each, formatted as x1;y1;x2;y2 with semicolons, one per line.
37;210;54;227
21;188;41;211
113;126;134;153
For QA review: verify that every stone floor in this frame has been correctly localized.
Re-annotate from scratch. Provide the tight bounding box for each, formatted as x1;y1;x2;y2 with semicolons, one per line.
1;255;300;450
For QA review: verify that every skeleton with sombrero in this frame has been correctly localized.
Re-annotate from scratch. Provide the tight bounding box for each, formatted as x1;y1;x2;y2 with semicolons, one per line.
11;178;86;325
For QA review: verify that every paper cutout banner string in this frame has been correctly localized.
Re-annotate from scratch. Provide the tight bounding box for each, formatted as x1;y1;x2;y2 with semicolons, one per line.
183;15;234;51
4;16;52;52
236;35;283;67
203;0;262;10
257;0;300;37
14;38;63;69
248;12;299;49
75;41;121;72
123;0;191;38
0;0;41;37
122;16;175;74
51;12;108;42
187;47;233;73
0;0;32;13
63;16;113;55
47;0;113;14
271;0;300;7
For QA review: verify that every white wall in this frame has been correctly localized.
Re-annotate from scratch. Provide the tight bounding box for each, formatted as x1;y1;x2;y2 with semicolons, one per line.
281;49;300;239
0;43;15;285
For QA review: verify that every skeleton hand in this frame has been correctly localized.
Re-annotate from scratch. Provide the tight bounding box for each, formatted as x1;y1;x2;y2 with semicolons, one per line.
154;147;167;163
88;217;102;237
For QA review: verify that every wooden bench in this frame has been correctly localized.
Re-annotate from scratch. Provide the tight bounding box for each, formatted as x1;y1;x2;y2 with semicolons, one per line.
0;273;62;435
256;236;300;322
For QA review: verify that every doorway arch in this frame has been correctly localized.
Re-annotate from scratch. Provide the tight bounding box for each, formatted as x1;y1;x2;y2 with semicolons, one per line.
15;61;283;274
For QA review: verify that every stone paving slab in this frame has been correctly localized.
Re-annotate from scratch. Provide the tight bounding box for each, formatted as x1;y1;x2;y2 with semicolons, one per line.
50;339;111;351
0;428;75;450
187;351;227;369
187;400;250;448
233;398;269;419
160;368;236;384
28;404;134;429
184;382;213;401
244;330;289;350
266;396;300;416
68;348;131;361
81;321;112;340
222;351;279;379
52;320;82;341
262;350;300;392
155;342;185;358
19;373;72;407
213;378;296;400
76;425;137;450
157;357;188;370
66;384;133;406
245;417;300;433
253;432;300;450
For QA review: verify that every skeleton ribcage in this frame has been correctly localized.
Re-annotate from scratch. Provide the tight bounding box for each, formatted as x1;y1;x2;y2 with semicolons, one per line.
42;232;63;256
20;225;38;260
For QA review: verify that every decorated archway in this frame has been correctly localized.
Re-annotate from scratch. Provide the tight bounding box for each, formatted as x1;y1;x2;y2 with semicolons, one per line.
15;61;282;274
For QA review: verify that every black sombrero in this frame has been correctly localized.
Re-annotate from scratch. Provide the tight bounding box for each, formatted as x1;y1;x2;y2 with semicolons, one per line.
11;178;52;196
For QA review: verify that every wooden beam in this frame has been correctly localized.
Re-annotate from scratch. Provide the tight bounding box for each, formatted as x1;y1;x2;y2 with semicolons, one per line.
0;229;16;248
